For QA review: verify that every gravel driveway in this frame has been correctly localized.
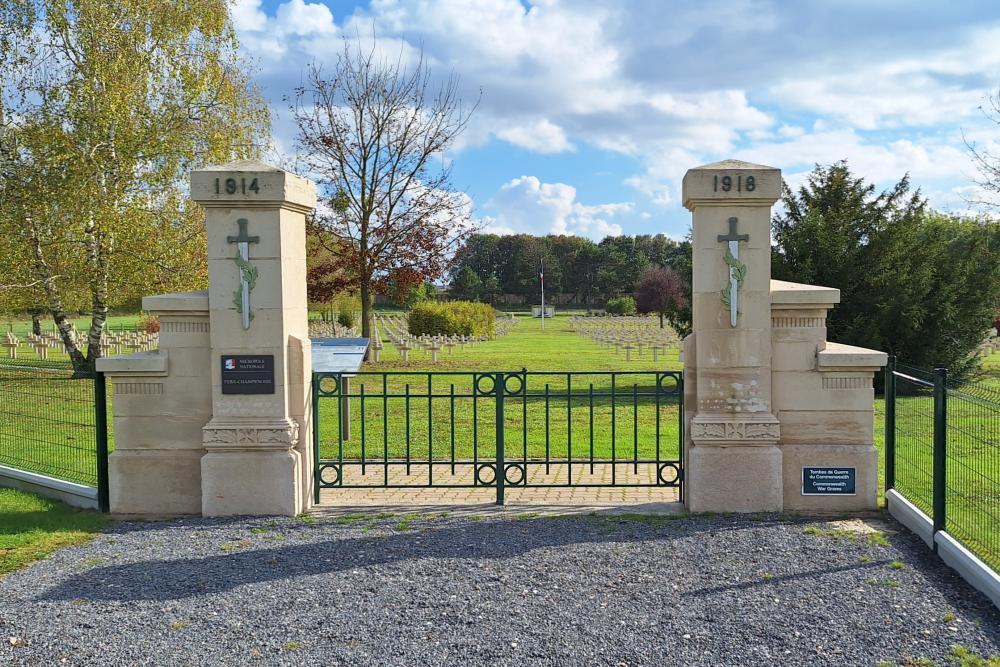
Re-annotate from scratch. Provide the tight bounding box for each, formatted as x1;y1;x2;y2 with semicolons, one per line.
1;510;998;666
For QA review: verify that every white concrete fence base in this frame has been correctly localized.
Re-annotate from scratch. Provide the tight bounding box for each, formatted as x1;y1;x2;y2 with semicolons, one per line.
887;489;1000;609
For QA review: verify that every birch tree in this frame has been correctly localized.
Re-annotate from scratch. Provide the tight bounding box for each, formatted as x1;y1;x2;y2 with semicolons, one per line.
0;0;268;375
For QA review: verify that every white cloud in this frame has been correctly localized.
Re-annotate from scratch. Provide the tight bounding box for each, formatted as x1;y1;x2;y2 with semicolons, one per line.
485;176;630;240
496;118;573;154
233;0;1000;229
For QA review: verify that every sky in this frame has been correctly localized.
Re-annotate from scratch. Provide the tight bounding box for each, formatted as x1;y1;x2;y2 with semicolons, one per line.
235;0;1000;241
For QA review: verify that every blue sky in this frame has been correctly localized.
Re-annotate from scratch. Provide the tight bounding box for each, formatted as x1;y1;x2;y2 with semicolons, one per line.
238;0;1000;240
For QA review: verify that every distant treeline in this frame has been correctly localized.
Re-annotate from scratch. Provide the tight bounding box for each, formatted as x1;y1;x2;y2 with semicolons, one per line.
448;233;690;308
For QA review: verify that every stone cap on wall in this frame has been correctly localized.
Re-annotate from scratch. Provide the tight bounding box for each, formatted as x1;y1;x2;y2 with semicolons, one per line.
190;160;317;213
682;159;781;210
142;291;209;314
771;279;840;307
817;341;888;370
95;350;168;376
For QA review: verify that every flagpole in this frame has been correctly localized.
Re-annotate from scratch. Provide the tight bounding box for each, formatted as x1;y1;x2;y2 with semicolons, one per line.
540;257;545;331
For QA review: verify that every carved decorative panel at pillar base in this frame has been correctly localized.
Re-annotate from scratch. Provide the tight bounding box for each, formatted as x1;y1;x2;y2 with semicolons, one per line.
690;417;780;444
202;417;299;451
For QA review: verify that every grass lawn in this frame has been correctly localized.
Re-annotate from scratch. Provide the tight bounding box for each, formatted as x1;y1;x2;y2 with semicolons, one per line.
0;488;107;576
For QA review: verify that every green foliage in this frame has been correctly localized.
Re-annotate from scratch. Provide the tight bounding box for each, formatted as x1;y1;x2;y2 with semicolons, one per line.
0;0;268;373
773;162;1000;382
450;265;483;301
605;295;637;316
408;301;496;337
450;233;688;309
331;293;360;329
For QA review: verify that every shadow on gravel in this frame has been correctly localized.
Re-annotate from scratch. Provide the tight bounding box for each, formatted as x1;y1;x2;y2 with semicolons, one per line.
28;512;996;634
37;515;781;602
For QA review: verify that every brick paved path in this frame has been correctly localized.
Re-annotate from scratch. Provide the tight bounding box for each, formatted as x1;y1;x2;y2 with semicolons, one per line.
319;461;681;506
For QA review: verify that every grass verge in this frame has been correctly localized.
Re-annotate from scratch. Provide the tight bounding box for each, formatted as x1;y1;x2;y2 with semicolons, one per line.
0;488;108;576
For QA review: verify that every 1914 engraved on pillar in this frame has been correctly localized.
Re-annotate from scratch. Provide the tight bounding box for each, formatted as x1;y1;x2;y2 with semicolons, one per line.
227;218;259;329
718;216;748;327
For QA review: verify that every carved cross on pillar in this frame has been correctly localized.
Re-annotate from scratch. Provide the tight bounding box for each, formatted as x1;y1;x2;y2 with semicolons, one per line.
227;218;260;330
717;216;749;327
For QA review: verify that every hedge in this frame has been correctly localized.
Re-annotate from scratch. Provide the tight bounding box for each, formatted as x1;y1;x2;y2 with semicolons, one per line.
408;301;496;337
605;296;637;316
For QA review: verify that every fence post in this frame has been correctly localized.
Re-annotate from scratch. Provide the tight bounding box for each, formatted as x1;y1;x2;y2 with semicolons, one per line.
884;356;896;495
932;366;948;549
678;373;685;505
94;371;110;513
495;372;505;506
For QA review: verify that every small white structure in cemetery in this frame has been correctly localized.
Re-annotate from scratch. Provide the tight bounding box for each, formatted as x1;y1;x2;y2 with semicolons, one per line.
531;305;554;318
682;160;886;512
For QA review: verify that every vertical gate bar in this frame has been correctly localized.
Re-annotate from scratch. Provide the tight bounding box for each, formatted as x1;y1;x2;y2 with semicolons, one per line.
655;373;661;466
383;374;389;486
336;373;344;483
428;374;433;486
589;383;595;474
522;369;528;462
544;384;551;474
405;384;412;476
611;374;617;485
450;384;456;475
566;373;572;485
885;356;896;494
360;384;367;476
473;376;479;474
933;367;948;545
496;372;505;505
312;373;320;504
633;383;639;475
94;371;110;513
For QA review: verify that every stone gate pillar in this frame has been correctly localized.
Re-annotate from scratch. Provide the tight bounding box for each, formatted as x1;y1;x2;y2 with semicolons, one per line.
683;160;783;512
190;160;316;516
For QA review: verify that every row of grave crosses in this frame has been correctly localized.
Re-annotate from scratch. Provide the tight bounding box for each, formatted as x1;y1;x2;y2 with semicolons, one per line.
570;316;680;362
374;314;516;363
2;329;158;360
308;320;361;339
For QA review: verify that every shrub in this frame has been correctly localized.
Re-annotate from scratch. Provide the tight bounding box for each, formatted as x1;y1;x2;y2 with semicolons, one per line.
408;301;496;337
138;315;160;334
605;296;636;316
331;293;360;329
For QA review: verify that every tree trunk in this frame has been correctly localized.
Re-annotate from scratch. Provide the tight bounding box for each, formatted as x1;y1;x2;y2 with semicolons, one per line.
28;220;89;374
30;311;42;336
360;279;372;358
659;312;664;328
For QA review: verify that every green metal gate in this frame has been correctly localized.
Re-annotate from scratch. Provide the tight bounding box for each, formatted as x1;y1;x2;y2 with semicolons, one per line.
312;370;683;505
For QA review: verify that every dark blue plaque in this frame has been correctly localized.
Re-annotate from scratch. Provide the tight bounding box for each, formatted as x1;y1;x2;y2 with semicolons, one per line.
802;467;856;495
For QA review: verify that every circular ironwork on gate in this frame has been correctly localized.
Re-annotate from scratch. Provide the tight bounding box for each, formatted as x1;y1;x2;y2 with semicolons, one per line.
474;374;497;397
318;463;342;487
475;463;498;486
503;463;527;486
502;373;525;397
656;372;681;396
656;462;681;486
316;374;340;397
